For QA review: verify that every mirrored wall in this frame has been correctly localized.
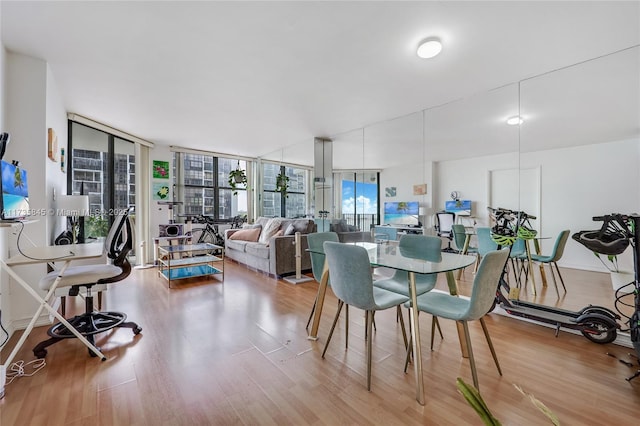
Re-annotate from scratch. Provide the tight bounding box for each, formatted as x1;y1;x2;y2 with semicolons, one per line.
257;45;639;322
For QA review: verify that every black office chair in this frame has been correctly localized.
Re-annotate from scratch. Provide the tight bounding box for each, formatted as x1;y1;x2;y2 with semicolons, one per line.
33;208;142;358
435;211;456;253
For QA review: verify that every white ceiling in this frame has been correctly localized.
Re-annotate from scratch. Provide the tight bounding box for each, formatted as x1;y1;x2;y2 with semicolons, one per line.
2;1;639;160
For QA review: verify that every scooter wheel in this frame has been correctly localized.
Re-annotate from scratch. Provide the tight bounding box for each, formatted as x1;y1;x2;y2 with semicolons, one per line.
580;317;617;344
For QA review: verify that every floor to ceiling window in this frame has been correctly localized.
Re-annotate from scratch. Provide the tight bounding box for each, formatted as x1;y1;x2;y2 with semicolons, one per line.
338;171;379;231
261;163;309;218
68;121;136;243
173;152;248;220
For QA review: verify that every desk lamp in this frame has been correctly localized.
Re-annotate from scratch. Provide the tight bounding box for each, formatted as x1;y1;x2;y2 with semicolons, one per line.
57;195;90;244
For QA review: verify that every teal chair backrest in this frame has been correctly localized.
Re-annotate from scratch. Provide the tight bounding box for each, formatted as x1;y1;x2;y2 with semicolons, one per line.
464;249;509;320
476;227;498;256
394;234;441;287
452;224;467;251
509;238;526;258
323;241;377;310
307;232;339;283
549;230;570;261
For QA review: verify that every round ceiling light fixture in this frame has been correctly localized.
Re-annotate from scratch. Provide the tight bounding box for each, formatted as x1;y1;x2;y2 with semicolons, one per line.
506;116;524;125
416;37;443;59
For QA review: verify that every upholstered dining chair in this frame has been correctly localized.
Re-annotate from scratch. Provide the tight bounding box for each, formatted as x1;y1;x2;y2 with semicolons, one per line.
373;234;444;348
407;249;509;389
33;209;142;359
322;241;409;391
452;224;479;274
305;232;340;331
530;230;570;297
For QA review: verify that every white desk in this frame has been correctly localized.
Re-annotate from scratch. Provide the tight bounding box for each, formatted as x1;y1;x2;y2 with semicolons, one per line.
0;243;104;398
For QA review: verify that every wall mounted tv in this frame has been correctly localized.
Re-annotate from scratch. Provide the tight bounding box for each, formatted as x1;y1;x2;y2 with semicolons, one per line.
445;200;472;216
384;201;419;226
1;160;29;220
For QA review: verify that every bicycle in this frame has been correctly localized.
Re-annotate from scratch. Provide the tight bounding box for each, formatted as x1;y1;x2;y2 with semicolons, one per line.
184;215;225;253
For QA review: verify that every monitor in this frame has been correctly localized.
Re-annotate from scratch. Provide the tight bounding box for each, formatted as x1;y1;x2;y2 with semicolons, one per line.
384;201;419;226
445;199;472;216
1;160;29;220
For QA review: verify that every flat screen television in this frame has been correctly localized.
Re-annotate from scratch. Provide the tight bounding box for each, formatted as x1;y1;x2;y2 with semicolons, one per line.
1;160;29;220
384;201;419;226
445;199;472;216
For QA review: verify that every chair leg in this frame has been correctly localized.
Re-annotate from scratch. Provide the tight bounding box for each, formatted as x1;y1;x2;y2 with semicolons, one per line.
397;306;408;349
61;296;66;317
345;304;349;349
366;310;374;391
322;300;344;358
473;254;480;274
305;295;318;331
430;316;443;351
547;262;560;298
553;262;567;292
461;320;479;389
479;317;502;376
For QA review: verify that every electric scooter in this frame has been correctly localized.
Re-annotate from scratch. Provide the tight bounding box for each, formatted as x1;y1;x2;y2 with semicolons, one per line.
489;208;620;344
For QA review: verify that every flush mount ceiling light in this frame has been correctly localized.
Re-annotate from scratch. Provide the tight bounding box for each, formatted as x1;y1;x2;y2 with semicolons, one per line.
416;37;443;59
506;116;524;125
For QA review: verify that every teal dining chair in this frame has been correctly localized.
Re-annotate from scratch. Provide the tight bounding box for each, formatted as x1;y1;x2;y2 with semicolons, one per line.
305;232;340;331
530;230;570;297
407;249;509;389
373;234;444;348
322;241;409;391
452;224;479;273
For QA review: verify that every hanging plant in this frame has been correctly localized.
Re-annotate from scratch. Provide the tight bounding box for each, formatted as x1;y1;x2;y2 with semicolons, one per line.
275;171;289;198
228;161;247;195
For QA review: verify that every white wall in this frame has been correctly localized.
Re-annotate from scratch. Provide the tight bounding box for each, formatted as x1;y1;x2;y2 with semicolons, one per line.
434;139;640;272
434;151;520;227
380;159;434;230
149;144;173;248
1;52;69;334
4;52;49;330
521;138;640;272
46;63;68;244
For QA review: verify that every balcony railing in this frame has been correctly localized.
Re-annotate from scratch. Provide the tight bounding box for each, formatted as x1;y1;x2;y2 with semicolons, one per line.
341;213;378;231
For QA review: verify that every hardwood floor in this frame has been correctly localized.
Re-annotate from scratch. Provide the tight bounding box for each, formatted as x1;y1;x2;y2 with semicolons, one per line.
1;259;639;425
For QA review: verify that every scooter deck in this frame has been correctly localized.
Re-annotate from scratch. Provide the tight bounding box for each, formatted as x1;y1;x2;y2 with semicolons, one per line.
501;302;580;325
507;299;583;319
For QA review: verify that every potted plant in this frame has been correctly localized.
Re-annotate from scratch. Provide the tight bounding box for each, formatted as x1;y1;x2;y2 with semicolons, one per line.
275;171;289;198
228;161;247;195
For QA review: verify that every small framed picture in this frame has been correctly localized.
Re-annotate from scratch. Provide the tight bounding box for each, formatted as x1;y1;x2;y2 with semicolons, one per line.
385;187;397;197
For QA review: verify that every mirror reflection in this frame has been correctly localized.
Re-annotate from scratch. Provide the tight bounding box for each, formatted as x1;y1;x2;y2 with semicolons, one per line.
518;46;640;316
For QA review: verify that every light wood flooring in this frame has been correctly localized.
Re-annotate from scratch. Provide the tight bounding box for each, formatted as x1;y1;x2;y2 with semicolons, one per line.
1;259;639;425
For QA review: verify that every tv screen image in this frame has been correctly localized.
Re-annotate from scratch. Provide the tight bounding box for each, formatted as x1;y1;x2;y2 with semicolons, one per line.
1;160;29;220
445;200;472;216
384;201;419;226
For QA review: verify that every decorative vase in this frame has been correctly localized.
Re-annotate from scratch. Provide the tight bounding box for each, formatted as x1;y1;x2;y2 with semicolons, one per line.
610;270;634;294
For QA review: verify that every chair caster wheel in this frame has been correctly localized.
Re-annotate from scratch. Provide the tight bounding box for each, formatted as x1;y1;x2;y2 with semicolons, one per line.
34;349;47;359
133;326;142;335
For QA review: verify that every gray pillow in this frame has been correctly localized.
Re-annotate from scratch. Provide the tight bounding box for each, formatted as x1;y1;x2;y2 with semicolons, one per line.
284;223;296;235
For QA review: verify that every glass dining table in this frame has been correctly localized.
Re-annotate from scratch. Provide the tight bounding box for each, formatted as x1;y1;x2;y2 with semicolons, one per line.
307;241;476;405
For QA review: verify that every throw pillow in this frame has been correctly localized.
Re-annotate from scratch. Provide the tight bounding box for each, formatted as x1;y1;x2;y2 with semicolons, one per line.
265;229;284;247
242;223;262;230
284;223;296;236
229;227;261;242
292;220;312;234
259;217;283;244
